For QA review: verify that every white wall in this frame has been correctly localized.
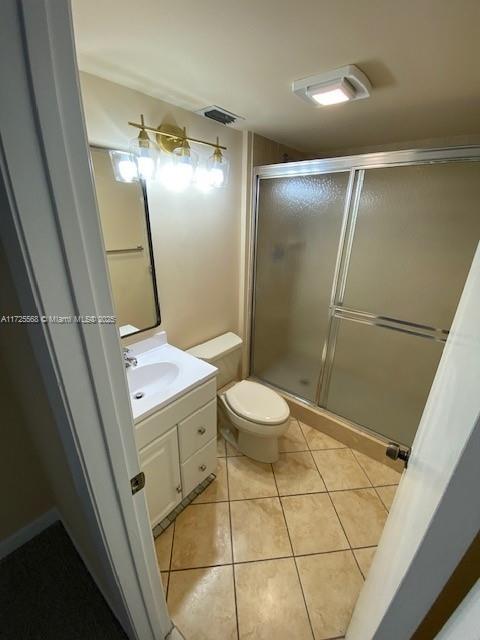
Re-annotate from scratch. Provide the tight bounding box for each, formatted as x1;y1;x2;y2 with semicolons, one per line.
79;72;243;350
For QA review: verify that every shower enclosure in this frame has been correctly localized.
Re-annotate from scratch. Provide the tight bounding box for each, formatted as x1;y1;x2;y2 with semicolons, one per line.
250;147;480;446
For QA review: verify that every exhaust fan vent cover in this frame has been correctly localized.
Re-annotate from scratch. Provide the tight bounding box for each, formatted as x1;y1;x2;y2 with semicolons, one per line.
195;105;243;126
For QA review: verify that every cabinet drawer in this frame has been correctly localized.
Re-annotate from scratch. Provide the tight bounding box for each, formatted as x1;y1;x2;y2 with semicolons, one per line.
135;378;216;450
178;400;217;462
180;438;216;496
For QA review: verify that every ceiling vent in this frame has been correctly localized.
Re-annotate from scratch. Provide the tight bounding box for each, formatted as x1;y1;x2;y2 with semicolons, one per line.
195;105;243;126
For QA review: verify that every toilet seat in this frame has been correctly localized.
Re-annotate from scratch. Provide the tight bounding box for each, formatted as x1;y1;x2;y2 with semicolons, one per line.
225;380;289;426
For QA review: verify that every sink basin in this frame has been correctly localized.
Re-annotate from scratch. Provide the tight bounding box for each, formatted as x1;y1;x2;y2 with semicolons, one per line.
124;331;218;422
127;362;180;396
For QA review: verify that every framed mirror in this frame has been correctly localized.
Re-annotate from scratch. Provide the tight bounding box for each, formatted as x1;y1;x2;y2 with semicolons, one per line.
90;146;160;337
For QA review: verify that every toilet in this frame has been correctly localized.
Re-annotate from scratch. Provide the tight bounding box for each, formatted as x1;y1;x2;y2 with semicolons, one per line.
188;333;290;463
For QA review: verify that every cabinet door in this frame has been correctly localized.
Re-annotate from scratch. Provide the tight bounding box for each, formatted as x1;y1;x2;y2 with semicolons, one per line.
139;426;181;527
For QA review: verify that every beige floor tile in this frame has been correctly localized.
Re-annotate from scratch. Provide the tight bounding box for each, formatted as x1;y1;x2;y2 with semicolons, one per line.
155;524;174;571
312;449;371;491
193;458;228;504
330;488;388;548
168;565;237;640
235;558;313;640
375;485;397;511
279;418;308;452
231;498;291;562
281;493;349;555
273;452;326;496
161;571;169;593
353;547;377;578
299;421;347;450
352;450;402;486
227;456;278;500
171;503;232;569
216;436;226;457
297;551;363;640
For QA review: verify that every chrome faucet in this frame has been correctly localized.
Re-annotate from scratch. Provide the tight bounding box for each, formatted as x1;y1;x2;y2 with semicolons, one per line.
123;347;138;368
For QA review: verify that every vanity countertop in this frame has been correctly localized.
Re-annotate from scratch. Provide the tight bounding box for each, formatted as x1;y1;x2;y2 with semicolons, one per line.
125;332;217;423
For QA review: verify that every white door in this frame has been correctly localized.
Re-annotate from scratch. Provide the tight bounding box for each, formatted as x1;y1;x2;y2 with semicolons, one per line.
140;427;182;527
347;245;480;639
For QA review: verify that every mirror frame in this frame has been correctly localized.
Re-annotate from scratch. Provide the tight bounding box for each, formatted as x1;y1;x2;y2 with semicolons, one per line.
90;144;161;337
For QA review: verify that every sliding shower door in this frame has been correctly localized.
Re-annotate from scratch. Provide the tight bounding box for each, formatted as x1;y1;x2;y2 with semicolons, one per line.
251;151;480;447
251;172;351;401
326;162;480;445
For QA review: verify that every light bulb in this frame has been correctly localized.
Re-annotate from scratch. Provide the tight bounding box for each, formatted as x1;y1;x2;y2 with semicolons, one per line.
207;144;228;188
109;150;139;183
209;167;225;188
160;158;194;192
118;159;138;182
136;154;155;181
194;166;214;193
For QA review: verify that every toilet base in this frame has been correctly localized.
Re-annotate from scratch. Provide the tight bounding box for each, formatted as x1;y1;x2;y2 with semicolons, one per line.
238;431;280;463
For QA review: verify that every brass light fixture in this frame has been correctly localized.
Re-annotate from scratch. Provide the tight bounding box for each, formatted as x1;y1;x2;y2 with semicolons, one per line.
124;115;229;191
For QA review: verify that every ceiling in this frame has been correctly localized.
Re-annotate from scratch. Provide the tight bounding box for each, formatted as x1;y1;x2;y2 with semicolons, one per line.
72;0;480;154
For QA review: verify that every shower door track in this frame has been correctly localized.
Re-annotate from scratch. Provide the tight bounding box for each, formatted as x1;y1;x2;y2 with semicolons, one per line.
249;145;480;431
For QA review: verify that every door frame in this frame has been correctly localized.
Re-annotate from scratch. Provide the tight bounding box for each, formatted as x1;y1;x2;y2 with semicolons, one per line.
0;1;170;638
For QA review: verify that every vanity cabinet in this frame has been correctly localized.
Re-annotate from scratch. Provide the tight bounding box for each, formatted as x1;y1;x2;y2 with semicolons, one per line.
135;379;217;527
138;427;181;527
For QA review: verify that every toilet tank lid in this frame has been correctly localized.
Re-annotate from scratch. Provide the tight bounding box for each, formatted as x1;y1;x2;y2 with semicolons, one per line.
187;332;243;362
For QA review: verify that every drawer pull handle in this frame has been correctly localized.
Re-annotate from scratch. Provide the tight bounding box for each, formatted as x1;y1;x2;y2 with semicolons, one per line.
199;464;207;472
176;485;182;493
197;427;206;435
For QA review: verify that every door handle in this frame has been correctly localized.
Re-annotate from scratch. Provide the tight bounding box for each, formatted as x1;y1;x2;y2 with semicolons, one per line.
197;427;206;435
199;464;207;472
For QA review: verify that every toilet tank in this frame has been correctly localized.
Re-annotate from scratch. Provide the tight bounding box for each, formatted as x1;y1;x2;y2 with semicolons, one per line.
187;332;243;389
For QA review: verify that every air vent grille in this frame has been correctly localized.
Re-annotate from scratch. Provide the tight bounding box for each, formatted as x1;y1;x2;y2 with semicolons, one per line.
195;105;243;126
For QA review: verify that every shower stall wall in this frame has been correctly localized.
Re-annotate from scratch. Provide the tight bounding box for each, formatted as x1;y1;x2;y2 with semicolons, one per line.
250;148;480;446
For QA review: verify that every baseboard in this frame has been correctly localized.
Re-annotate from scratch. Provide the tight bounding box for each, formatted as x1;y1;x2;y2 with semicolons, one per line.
284;395;404;472
0;508;60;560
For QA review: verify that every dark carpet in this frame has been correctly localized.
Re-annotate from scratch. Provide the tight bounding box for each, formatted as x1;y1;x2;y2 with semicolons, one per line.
0;521;128;640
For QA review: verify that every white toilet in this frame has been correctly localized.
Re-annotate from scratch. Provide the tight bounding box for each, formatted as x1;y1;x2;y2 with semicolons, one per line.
188;333;290;463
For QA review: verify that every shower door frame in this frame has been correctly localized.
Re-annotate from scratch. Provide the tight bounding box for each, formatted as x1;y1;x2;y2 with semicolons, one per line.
248;145;480;442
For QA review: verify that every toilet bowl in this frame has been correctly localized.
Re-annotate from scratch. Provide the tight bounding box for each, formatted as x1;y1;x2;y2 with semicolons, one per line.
219;379;290;463
187;333;290;463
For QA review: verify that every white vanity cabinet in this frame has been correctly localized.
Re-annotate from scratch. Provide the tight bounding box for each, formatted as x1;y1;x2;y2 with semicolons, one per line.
135;378;217;527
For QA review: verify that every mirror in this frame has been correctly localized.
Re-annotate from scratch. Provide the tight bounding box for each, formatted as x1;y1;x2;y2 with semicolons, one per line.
90;146;160;337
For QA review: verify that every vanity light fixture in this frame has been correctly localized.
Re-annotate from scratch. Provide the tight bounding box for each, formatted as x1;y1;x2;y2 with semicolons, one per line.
292;64;371;107
129;114;159;181
116;115;229;191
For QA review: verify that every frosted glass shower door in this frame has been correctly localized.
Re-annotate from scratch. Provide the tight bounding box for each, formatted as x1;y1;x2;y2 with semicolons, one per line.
251;172;350;401
326;162;480;445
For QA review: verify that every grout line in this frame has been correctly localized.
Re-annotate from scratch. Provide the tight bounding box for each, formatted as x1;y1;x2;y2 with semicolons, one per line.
373;486;391;514
164;518;176;602
224;446;241;640
310;449;367;581
168;544;381;574
270;461;316;640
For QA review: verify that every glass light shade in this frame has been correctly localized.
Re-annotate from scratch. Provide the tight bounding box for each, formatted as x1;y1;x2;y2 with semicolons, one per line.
207;148;229;188
159;146;197;192
109;150;138;183
129;133;159;181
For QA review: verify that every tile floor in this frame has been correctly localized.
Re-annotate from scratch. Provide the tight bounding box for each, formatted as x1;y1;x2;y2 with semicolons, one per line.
155;417;402;640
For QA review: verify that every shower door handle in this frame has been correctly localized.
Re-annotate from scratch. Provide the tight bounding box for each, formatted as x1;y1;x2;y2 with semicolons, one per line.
386;442;410;468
